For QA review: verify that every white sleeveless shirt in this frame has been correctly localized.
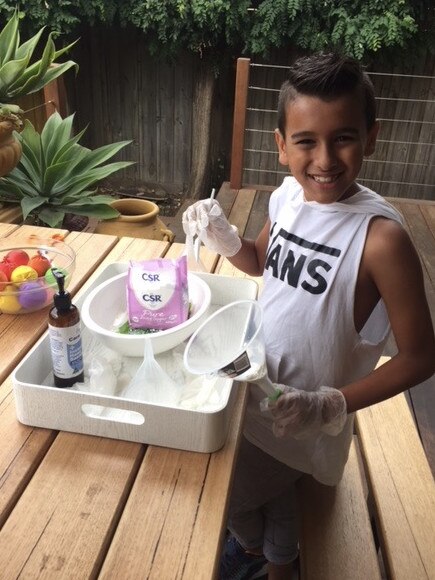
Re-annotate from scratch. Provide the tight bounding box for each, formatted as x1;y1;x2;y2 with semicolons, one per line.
244;177;403;485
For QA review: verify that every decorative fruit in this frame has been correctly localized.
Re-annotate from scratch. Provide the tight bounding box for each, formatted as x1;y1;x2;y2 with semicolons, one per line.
10;265;38;284
5;249;29;267
28;254;51;276
0;261;13;279
18;281;48;309
45;267;68;286
0;270;8;291
0;284;21;313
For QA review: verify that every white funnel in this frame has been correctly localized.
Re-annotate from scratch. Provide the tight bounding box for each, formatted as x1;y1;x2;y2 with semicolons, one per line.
183;300;276;396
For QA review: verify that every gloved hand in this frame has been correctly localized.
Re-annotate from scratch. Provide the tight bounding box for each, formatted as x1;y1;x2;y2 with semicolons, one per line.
182;198;242;257
268;385;347;439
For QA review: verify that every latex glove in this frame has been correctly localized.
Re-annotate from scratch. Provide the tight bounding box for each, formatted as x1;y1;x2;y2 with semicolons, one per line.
182;198;242;257
268;386;347;439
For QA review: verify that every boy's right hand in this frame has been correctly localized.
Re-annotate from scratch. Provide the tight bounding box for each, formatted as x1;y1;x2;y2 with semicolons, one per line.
182;199;242;257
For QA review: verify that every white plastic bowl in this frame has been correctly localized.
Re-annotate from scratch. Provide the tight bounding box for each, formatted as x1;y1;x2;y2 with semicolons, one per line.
81;271;211;356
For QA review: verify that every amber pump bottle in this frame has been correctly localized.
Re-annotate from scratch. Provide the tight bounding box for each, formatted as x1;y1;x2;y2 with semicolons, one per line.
48;269;84;388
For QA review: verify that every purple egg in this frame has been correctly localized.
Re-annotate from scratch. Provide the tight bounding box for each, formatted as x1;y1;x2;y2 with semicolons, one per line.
18;281;48;310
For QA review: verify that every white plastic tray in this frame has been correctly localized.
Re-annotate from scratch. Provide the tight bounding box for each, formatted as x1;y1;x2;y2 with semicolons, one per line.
13;264;258;453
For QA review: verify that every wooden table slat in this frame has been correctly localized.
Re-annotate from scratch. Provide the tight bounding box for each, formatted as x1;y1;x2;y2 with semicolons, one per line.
0;432;143;578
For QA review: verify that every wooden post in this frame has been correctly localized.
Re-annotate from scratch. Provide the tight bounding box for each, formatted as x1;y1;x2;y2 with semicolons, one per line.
230;58;250;190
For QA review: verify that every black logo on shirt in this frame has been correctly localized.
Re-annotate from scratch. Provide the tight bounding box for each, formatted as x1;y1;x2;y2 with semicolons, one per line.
265;224;341;295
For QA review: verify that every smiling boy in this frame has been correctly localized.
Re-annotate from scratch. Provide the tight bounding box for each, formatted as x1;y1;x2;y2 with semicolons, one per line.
183;52;435;580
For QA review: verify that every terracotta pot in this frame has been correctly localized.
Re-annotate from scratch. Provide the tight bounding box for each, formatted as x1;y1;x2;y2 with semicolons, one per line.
0;120;22;177
95;198;175;241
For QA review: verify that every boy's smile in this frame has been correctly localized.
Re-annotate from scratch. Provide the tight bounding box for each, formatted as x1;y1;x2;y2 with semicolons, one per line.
275;92;379;203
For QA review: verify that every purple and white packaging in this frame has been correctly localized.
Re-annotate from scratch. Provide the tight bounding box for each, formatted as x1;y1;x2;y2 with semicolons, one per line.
127;256;189;330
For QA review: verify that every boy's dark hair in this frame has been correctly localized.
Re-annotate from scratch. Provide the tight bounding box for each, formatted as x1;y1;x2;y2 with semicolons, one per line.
277;52;376;136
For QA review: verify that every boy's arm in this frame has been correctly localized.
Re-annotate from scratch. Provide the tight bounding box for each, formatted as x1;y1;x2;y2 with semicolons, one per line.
227;219;271;276
341;218;435;413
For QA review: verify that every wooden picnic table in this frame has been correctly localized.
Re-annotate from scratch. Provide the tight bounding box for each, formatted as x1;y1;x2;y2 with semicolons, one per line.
1;190;434;580
0;221;256;579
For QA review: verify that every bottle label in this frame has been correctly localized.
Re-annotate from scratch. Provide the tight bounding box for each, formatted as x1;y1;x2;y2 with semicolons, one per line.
48;322;84;379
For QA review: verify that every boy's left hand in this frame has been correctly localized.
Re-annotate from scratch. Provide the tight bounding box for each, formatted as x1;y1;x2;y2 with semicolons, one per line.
269;386;347;439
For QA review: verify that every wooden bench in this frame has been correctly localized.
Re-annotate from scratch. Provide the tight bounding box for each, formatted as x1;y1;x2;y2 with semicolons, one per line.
298;358;435;580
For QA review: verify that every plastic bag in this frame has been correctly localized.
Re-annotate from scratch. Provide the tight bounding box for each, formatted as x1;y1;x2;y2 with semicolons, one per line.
119;337;181;406
74;332;127;396
127;256;188;330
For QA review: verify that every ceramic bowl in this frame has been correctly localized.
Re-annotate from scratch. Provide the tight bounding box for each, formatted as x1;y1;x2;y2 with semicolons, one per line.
81;271;211;356
0;237;76;314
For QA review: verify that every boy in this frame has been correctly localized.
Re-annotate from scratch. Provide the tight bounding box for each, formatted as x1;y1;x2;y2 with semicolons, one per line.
182;52;435;580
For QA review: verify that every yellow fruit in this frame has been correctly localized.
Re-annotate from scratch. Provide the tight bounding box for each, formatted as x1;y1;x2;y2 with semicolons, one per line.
0;284;21;313
11;265;38;284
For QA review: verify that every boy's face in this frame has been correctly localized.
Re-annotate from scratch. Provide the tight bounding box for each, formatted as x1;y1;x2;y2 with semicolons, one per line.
275;91;379;203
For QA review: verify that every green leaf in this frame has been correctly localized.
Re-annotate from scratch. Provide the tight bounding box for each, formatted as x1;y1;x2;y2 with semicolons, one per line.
14;27;45;61
55;161;134;196
12;33;56;95
0;11;19;68
17;152;41;187
21;196;46;220
0;53;32;95
40;111;66;156
17;60;79;96
0;180;23;201
53;38;79;61
72;141;132;175
49;147;90;190
20;119;41;148
4;168;40;196
43;113;76;165
37;207;65;228
43;160;75;194
68;194;116;205
60;203;120;219
51;127;87;165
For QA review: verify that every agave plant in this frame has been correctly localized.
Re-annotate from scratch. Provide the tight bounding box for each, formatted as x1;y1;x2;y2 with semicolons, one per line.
0;10;78;108
0;112;134;227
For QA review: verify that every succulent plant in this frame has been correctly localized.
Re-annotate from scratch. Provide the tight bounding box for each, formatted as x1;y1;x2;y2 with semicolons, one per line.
0;10;78;105
0;112;134;227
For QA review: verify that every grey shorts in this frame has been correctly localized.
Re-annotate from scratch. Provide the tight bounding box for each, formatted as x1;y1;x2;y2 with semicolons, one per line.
227;436;302;565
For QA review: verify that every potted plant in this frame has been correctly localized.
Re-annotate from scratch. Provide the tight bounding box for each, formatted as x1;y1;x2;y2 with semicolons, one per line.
0;10;78;177
0;112;133;227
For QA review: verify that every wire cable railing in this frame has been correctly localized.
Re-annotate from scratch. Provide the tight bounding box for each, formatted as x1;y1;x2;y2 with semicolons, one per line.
234;60;435;197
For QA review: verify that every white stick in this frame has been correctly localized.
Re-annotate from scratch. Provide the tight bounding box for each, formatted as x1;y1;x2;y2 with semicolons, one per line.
194;188;217;262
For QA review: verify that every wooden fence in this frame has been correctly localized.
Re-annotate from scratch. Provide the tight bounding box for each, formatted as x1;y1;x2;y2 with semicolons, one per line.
231;57;435;200
15;26;435;201
63;25;234;196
